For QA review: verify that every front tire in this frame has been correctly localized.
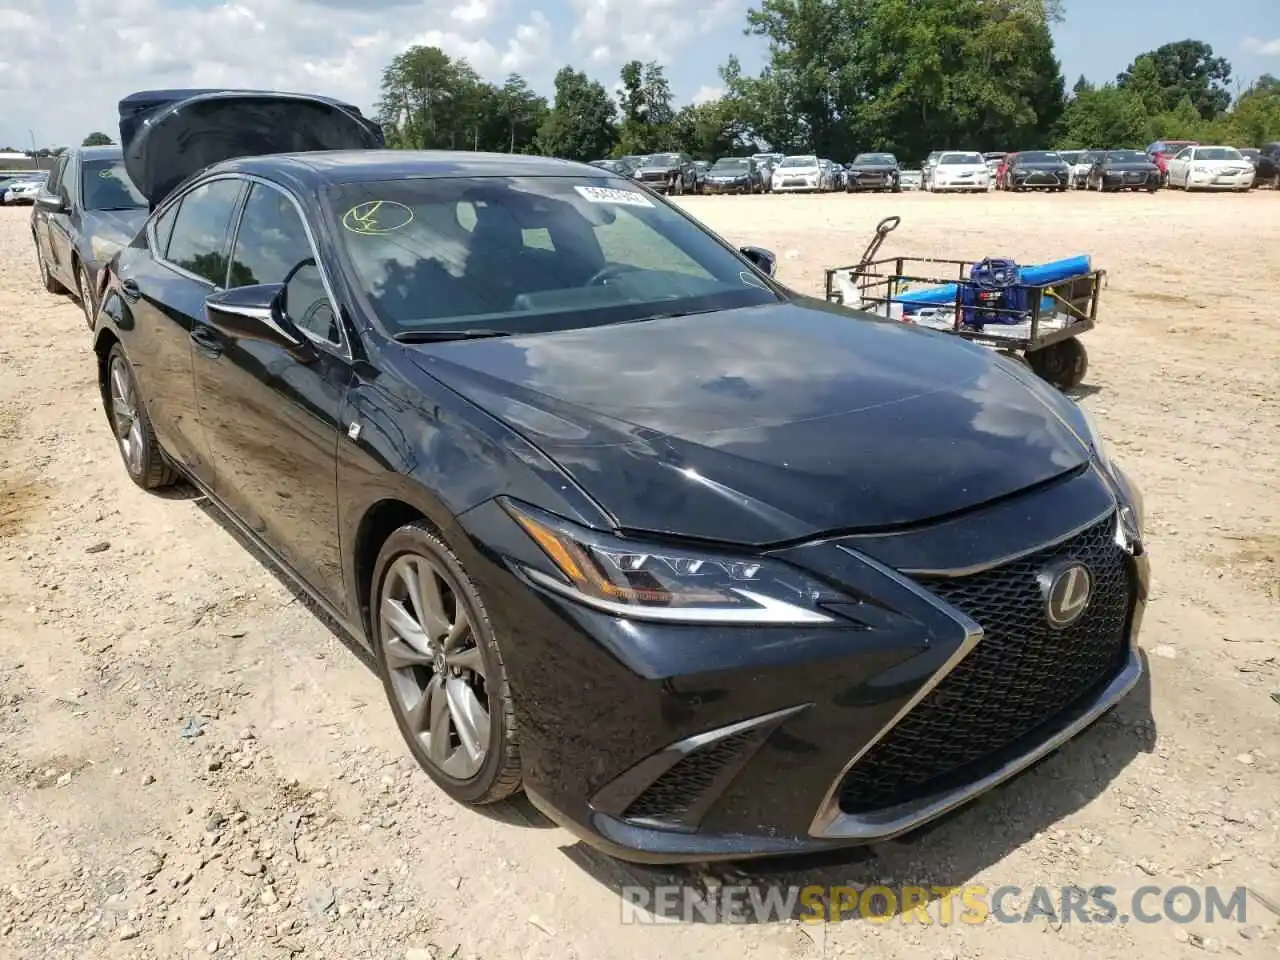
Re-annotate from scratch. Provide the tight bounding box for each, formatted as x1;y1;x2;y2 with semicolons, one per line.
105;345;179;489
371;523;521;806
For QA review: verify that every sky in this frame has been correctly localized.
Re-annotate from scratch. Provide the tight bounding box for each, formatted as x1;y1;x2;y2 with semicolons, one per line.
1;0;1277;150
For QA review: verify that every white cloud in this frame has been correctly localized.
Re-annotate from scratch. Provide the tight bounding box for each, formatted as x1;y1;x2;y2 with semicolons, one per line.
568;0;737;68
1242;36;1280;56
691;84;725;105
0;0;551;148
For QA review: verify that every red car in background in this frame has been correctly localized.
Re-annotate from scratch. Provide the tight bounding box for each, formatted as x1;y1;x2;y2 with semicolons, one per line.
1145;140;1198;184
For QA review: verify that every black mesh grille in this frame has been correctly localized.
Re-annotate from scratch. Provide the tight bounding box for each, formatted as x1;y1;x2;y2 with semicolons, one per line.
838;514;1132;815
624;729;764;823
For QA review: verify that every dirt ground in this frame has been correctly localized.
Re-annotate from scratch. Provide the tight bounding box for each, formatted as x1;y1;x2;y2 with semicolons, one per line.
1;191;1278;960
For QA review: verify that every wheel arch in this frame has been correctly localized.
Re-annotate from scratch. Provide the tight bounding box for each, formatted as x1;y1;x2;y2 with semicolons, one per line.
93;327;122;413
351;497;440;641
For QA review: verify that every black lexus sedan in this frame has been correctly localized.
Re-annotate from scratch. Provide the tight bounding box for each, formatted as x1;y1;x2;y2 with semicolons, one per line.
94;88;1149;865
1086;150;1161;193
845;153;901;192
31;145;150;326
702;156;763;194
1004;150;1072;191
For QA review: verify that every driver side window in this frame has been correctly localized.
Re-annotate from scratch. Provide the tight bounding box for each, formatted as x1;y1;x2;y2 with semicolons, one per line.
1175;148;1192;161
228;183;338;344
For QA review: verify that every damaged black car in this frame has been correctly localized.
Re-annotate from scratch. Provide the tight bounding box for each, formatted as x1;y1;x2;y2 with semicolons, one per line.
93;87;1149;865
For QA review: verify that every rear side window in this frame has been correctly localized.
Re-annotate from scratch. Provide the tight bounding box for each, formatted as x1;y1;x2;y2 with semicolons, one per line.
46;155;69;197
165;179;244;286
151;204;180;258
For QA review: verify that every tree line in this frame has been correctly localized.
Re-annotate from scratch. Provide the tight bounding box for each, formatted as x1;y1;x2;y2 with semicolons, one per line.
373;1;1280;164
16;0;1279;160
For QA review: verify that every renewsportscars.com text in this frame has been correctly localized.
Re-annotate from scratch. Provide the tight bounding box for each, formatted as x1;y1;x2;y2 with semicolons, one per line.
620;883;1252;926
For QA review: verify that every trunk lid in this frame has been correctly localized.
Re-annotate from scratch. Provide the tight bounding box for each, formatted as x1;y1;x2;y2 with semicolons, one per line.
118;88;385;206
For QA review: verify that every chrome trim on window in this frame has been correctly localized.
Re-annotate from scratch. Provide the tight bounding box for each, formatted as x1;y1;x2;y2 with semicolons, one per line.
147;172;349;359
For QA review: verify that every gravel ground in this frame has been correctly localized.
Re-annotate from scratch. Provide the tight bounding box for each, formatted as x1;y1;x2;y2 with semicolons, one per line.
1;190;1278;960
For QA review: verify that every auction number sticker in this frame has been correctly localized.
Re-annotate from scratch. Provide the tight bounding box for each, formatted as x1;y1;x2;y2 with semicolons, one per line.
342;200;414;235
574;185;653;208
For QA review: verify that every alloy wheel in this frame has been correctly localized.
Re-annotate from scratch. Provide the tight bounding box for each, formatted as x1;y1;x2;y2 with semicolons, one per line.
108;355;144;477
379;553;490;780
78;266;94;327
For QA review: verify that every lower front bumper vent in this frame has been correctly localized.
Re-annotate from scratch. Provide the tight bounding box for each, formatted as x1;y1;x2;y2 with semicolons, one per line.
837;514;1132;815
623;727;767;824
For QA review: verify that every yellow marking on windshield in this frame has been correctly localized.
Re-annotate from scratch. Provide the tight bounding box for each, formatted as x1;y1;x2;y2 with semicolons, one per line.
342;200;414;235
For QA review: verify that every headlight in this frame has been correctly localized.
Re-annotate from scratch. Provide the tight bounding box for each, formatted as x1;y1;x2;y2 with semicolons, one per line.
91;235;124;262
503;500;837;625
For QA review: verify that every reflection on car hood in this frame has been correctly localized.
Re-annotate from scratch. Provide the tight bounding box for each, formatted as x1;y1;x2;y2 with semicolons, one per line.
1015;160;1068;169
82;209;149;253
849;164;897;173
1105;161;1157;171
406;300;1089;543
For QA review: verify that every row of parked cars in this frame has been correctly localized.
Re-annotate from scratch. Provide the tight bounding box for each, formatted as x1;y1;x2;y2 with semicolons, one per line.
590;152;921;195
0;168;49;205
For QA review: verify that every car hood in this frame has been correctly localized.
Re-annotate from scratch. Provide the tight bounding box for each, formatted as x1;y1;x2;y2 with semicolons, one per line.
709;169;749;178
1015;161;1069;170
937;164;987;174
849;164;897;173
406;300;1090;544
82;209;149;251
117;88;384;206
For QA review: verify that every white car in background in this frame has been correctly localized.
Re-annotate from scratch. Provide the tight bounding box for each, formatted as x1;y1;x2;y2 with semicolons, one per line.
2;173;48;205
922;150;944;189
928;151;991;192
1057;150;1098;189
1165;145;1255;191
898;169;924;190
772;155;824;193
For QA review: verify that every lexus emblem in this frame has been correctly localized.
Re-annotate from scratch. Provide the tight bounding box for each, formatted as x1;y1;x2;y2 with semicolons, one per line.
1040;563;1092;629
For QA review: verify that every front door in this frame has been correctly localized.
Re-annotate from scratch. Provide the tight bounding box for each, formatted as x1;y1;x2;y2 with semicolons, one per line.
190;180;350;605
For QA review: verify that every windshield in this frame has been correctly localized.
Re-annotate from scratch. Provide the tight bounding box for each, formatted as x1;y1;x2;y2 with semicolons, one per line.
711;158;749;171
939;153;983;165
853;154;895;165
329;176;779;337
1194;147;1243;161
1240;148;1260;158
1057;151;1082;163
779;156;817;168
1106;150;1147;163
82;159;147;210
646;153;679;166
1016;151;1062;163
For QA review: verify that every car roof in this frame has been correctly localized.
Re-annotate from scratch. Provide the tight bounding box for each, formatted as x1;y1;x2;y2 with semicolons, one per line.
199;150;615;192
75;145;124;160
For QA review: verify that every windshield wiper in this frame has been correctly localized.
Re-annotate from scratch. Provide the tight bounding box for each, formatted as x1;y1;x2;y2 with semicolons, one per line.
393;328;513;343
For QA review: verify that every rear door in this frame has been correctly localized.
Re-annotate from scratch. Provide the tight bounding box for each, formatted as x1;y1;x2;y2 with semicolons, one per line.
33;154;71;285
190;179;350;603
119;176;246;481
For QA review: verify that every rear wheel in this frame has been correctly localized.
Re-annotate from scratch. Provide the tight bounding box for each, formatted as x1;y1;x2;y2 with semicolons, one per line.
371;523;521;805
105;345;179;489
36;243;66;294
1028;338;1089;391
77;263;95;329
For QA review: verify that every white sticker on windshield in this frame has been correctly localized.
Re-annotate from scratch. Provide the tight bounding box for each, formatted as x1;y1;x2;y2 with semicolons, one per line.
574;185;653;208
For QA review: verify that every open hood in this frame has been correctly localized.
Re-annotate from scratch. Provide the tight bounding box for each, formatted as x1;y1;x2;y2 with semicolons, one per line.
118;88;385;206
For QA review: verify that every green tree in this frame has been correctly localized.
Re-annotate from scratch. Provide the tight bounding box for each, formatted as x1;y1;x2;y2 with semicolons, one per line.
494;74;549;154
82;132;114;147
616;61;676;154
536;66;618;161
1117;40;1232;120
1055;84;1153;148
671;99;747;158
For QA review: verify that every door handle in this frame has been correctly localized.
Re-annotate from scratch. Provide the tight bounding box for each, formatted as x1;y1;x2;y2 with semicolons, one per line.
120;278;141;302
190;327;224;358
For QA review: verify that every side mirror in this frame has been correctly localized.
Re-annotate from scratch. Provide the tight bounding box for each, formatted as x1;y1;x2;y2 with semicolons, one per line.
740;246;777;277
35;194;66;213
204;283;317;362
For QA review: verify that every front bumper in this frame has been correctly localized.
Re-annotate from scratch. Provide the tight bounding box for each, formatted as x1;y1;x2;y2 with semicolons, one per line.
847;173;896;190
773;176;821;192
1011;171;1068;188
460;466;1149;863
704;180;752;194
1186;171;1255;189
933;178;990;191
